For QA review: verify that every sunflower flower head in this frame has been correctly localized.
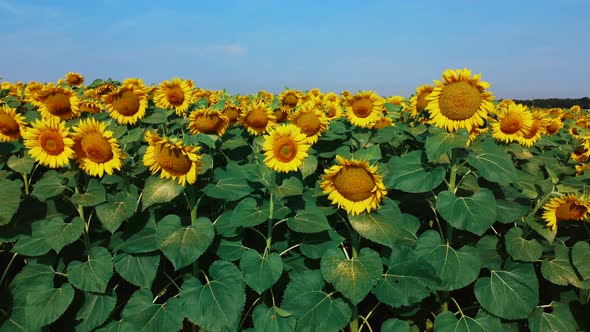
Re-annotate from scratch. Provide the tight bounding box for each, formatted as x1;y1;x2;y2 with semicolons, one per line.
188;109;230;136
23;118;74;168
153;78;195;116
0;104;27;142
65;72;85;87
103;83;149;125
279;89;303;112
289;103;329;144
239;101;277;135
406;85;434;119
262;124;311;173
542;193;590;231
36;85;81;121
491;103;533;144
343;91;384;128
72;118;124;177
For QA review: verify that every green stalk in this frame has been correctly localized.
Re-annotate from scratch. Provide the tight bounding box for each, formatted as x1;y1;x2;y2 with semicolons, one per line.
75;186;91;250
349;227;360;332
265;193;274;257
22;173;30;196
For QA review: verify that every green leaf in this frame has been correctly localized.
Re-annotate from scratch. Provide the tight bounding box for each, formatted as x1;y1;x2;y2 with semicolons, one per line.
505;227;543;262
272;177;303;198
67;246;113;293
0;178;22;225
495;199;529;224
541;242;590;288
436;189;497;236
434;310;502;332
215;237;247;261
477;236;502;270
253;304;296;332
123;218;159;253
181;261;246;332
300;155;317;180
320;248;382;305
381;318;411;332
287;207;331;233
281;270;351;331
25;283;74;327
37;216;84;253
12;221;52;256
121;289;184;332
243;163;275;187
71;179;106;206
415;230;481;291
525;215;556;244
75;293;117;332
96;191;137;233
300;230;344;259
31;170;67;202
474;260;539;319
157;215;214;270
118;127;144;144
113;252;160;288
349;201;417;248
95;320;124;332
141;177;184;211
572;241;590;280
232;198;269;227
467;141;518;184
240;250;283;294
349;144;382;162
9;263;55;292
528;301;577;332
141;108;172;124
203;166;253;201
373;245;440;308
7;154;34;174
385;151;445;193
425;127;468;162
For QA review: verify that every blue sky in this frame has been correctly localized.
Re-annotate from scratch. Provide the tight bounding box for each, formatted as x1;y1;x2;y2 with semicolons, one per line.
1;0;588;99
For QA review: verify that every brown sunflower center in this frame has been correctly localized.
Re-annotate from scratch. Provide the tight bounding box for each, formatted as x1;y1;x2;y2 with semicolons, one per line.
224;107;240;123
333;166;376;202
439;81;482;121
546;120;560;134
555;201;588;221
166;86;185;106
273;137;298;162
193;114;223;134
283;94;298;107
81;133;113;163
39;130;65;155
246;108;269;129
351;98;374;118
45;92;72;116
500;112;524;134
155;146;193;176
67;75;83;86
112;90;140;116
523;119;541;139
274;109;289;123
0;113;20;137
326;105;337;118
296;113;321;136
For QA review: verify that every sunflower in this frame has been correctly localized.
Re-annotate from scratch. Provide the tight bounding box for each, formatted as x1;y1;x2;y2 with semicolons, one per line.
36;85;81;121
343;91;384;128
0;104;27;142
547;108;563;118
386;95;404;106
569;126;582;139
188;109;229;136
79;100;103;114
371;115;394;129
289;103;329;144
94;83;118;97
262;124;311;173
542;193;590;231
193;88;220;107
516;110;550;147
545;117;564;136
153;78;195;116
72;118;124;177
303;88;323;103
324;100;343;120
103;84;148;125
121;78;148;92
279;89;303;112
143;131;203;186
576;164;590;176
239;101;277;135
23;118;74;168
426;68;495;132
570;105;582;115
320;155;387;215
222;101;243;126
491;103;533;144
24;81;44;104
406;85;434;119
571;146;590;163
324;92;340;103
466;126;489;147
256;90;275;104
65;72;85;87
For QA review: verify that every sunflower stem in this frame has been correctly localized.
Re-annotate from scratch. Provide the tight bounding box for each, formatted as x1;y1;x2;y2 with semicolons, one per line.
74;186;91;250
0;253;17;286
349;227;360;332
265;193;274;257
22;173;30;196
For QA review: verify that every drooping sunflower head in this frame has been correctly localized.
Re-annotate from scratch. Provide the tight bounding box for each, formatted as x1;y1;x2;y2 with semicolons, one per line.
371;115;394;129
542;193;590;231
516;110;550;147
72;118;124;177
571;145;590;163
188;109;229;136
407;85;435;119
256;90;275;104
222;100;243;126
79;100;104;114
320;155;387;216
343;91;384;128
386;95;405;106
143;131;203;186
570;105;582;115
24;81;44;105
0;104;27;142
491;103;533;144
324;92;340;103
103;84;148;125
262;123;311;173
35;85;81;121
65;72;85;87
426;68;495;132
547;108;564;118
153;78;195;116
289;103;329;144
193;88;219;107
576;164;590;176
94;83;118;97
303;88;323;103
239;101;277;135
23;118;74;168
121;78;148;93
545;117;564;136
324;100;343;120
279;89;303;111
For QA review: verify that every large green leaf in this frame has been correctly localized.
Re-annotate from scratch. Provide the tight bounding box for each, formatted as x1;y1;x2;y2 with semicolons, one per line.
541;242;590;288
31;170;67;202
96;191;137;233
215;237;247;261
121;289;184;332
436;189;497;236
36;216;83;253
434;310;502;332
232;198;269;227
505;227;543;262
373;245;440;308
477;236;502;270
272;177;304;198
414;230;481;291
141;177;183;211
0;178;22;225
240;250;283;294
157;215;214;270
495;199;529;224
425;127;468;162
300;154;317;180
71;179;106;206
385;150;445;193
25;283;74;328
75;293;117;332
252;304;296;332
381;318;411;332
7;154;34;174
474;260;539;319
203;166;254;201
320;248;382;305
122;216;159;254
9;263;55;292
281;270;351;332
287;207;331;233
12;221;52;257
67;246;113;293
572;241;590;280
181;261;245;332
113;252;160;288
467;141;518;184
528;301;577;332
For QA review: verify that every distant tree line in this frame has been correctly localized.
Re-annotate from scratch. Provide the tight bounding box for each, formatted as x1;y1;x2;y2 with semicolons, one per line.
510;97;590;109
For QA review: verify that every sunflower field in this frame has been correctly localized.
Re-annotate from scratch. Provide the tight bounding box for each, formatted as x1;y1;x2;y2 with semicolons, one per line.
0;69;589;332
